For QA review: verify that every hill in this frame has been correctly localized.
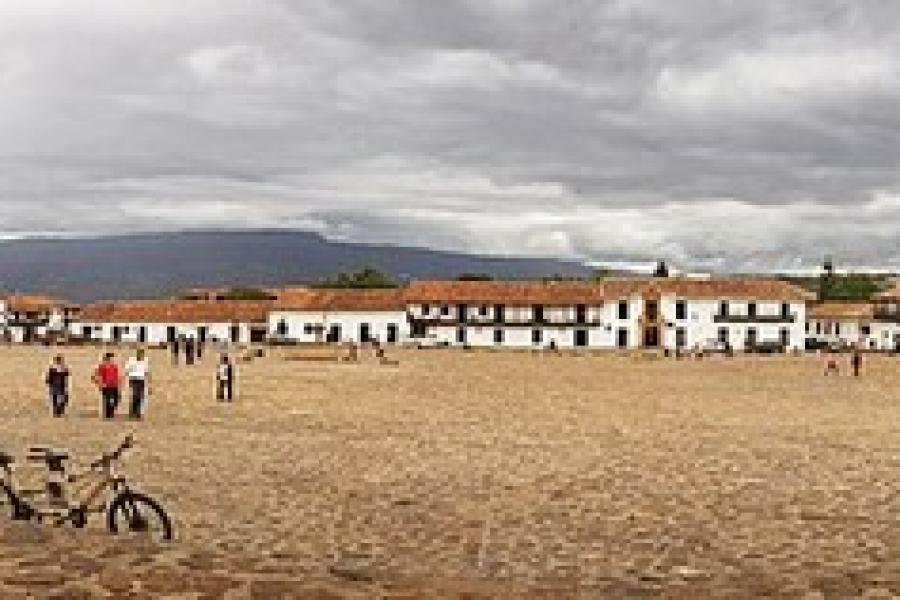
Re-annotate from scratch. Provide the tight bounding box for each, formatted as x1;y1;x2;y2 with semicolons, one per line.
0;230;592;302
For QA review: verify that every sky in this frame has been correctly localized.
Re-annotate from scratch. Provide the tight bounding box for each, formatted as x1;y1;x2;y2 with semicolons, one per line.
2;0;900;271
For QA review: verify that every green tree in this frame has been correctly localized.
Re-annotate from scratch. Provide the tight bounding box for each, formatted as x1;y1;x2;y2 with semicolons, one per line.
456;273;494;281
221;287;275;300
819;274;882;301
315;267;397;289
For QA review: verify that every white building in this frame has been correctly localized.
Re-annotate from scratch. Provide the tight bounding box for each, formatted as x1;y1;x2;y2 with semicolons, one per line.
268;288;408;344
805;303;876;350
74;300;271;345
870;285;900;351
4;295;79;343
404;278;808;351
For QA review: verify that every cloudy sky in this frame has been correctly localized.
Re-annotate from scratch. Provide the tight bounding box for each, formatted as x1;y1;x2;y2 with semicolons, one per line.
2;0;899;271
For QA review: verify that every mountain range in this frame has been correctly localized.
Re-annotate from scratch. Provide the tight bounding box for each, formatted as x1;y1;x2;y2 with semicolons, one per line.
0;230;592;303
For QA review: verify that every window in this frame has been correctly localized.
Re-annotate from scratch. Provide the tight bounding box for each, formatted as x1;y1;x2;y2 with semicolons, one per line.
359;323;371;342
533;305;545;323
746;327;758;347
816;322;822;335
493;328;504;344
618;301;628;320
645;300;658;322
747;302;757;319
575;304;587;324
779;327;789;347
719;301;729;317
781;303;790;319
835;323;841;336
532;329;542;345
494;304;505;324
387;323;398;343
675;300;687;321
456;304;468;324
479;305;488;317
303;324;315;334
327;324;341;343
805;322;809;333
276;319;288;336
575;329;588;347
862;325;871;336
440;305;449;316
717;327;728;344
456;327;467;344
422;303;430;315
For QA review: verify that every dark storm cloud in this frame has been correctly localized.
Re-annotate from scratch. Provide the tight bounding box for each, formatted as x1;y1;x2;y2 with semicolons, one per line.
2;0;900;270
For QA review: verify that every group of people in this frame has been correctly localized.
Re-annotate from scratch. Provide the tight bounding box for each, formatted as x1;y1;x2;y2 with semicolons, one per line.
44;346;236;419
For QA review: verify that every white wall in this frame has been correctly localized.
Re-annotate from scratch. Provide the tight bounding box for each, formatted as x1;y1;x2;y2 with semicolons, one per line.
71;322;254;345
268;311;409;343
658;298;805;351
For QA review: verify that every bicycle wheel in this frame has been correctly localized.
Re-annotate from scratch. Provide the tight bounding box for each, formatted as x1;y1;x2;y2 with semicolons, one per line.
106;492;173;541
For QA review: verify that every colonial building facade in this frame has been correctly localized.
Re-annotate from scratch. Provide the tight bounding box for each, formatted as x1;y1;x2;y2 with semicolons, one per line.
268;289;408;344
73;301;271;345
404;279;809;351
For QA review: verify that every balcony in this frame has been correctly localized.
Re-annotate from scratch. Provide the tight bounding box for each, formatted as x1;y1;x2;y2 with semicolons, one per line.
713;313;795;324
873;308;900;323
407;313;606;328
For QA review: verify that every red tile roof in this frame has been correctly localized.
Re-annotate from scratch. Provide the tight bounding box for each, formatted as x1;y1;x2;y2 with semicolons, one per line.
404;278;809;304
403;280;608;305
807;302;874;321
273;288;406;311
6;294;72;312
80;300;270;323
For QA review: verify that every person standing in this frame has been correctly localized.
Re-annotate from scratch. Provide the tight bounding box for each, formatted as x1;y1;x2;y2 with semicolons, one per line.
171;336;180;366
45;355;70;417
125;348;150;419
92;352;121;420
216;355;234;402
851;346;863;378
185;336;195;366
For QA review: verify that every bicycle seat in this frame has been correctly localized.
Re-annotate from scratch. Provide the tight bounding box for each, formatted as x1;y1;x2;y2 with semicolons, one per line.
27;447;69;462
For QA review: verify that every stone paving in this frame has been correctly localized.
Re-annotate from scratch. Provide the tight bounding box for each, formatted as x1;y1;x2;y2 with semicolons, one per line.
0;346;896;598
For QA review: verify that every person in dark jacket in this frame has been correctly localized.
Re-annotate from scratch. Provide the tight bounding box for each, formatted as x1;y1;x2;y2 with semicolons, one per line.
851;346;863;377
185;336;195;366
45;355;69;417
216;355;234;402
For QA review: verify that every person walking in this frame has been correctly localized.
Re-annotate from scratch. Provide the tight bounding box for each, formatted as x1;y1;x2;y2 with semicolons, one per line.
216;354;234;402
171;336;180;366
185;336;195;366
125;348;150;419
92;352;121;420
823;347;840;376
45;354;70;417
851;346;863;377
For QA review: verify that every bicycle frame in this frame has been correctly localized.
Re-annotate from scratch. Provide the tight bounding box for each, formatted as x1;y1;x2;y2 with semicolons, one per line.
2;439;132;526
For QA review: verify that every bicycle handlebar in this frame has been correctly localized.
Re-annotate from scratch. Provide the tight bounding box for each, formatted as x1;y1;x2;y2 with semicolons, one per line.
90;435;134;470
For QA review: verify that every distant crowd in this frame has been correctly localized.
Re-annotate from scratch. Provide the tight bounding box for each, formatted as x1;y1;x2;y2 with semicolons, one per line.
44;338;236;420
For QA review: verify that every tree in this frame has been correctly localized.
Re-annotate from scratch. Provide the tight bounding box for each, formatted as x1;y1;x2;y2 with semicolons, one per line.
221;287;275;300
314;267;397;289
819;274;882;301
456;273;494;281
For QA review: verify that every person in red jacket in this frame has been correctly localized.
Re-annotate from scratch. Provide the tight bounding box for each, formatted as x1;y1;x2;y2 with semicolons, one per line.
92;352;121;419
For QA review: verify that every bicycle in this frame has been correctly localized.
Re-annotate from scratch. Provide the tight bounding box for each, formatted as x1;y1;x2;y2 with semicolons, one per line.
0;435;173;541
